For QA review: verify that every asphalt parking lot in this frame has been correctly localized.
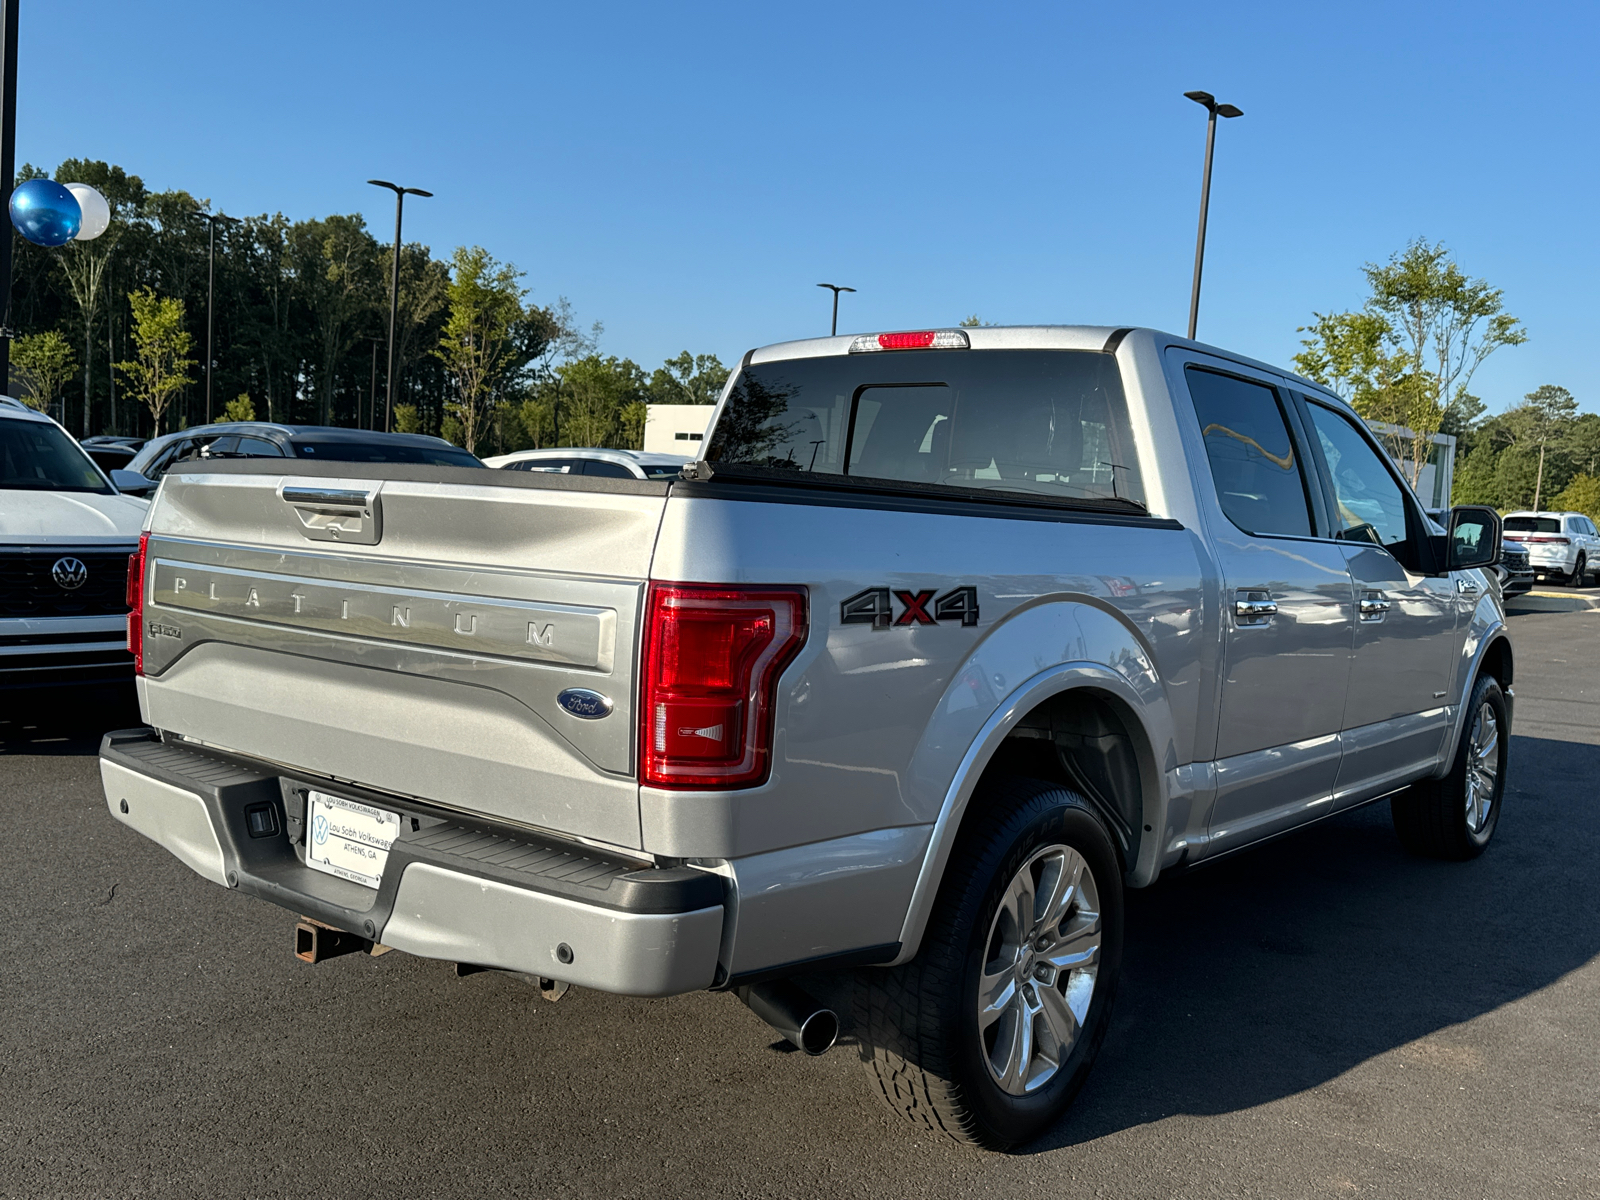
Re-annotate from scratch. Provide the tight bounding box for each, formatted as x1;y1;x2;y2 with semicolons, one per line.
2;609;1597;1199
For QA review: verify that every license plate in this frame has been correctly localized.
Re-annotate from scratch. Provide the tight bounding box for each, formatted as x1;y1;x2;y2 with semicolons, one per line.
304;790;401;889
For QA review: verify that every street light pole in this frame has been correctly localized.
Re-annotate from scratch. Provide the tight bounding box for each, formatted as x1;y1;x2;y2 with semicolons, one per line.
1183;90;1243;342
368;179;432;432
816;283;856;337
192;210;239;423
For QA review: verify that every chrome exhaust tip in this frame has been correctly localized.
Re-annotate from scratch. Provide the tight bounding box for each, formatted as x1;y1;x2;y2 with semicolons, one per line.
737;979;839;1055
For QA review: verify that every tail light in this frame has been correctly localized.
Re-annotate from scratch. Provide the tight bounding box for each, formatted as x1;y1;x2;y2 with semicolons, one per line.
126;532;148;674
640;584;807;789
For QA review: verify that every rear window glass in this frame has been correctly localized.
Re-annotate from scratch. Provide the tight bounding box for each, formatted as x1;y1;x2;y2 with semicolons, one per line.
1504;517;1560;533
705;349;1143;507
292;439;481;467
0;420;111;493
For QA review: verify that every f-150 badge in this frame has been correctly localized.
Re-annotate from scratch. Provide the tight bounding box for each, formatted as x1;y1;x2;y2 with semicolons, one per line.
841;586;979;630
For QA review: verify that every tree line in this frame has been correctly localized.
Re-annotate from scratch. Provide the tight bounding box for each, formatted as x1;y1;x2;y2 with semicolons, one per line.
4;158;728;453
1294;238;1599;519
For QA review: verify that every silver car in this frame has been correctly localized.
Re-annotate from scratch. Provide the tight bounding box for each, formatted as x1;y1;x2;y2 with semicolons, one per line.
99;326;1511;1148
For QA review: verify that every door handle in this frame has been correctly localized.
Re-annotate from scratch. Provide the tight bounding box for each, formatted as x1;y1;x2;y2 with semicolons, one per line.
1456;578;1479;595
1234;591;1277;626
1359;591;1391;621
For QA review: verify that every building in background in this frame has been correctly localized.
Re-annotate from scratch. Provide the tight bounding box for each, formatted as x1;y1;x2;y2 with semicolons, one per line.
644;405;714;454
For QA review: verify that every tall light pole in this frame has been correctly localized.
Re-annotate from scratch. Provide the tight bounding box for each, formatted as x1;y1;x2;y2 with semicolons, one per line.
368;179;432;432
192;210;239;423
816;283;855;337
1183;90;1243;341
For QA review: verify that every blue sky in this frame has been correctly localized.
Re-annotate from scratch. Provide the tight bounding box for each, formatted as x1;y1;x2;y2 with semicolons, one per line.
20;1;1600;413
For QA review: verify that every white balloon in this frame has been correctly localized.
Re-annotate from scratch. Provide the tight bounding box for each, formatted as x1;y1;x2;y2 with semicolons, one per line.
65;183;111;240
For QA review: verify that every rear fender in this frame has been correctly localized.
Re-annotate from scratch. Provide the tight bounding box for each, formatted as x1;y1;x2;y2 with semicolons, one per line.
891;597;1177;964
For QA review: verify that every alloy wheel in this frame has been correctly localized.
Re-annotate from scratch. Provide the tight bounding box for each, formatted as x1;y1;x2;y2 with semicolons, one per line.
976;844;1102;1095
1464;701;1501;833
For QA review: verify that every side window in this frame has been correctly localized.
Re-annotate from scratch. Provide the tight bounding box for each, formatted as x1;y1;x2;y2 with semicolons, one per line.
1303;403;1411;554
235;436;283;456
580;459;636;478
145;439;194;478
522;458;575;474
1184;367;1313;537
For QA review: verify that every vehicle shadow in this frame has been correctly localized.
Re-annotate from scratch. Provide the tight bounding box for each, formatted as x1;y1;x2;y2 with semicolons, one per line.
0;684;139;756
1026;732;1599;1152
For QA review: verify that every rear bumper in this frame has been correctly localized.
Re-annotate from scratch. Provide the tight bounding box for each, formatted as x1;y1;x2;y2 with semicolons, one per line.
99;728;725;996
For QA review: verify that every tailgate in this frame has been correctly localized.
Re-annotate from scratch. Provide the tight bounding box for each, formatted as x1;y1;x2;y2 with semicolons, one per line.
137;461;667;849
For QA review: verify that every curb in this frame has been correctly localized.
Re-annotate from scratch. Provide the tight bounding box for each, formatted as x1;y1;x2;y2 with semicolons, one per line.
1506;591;1600;614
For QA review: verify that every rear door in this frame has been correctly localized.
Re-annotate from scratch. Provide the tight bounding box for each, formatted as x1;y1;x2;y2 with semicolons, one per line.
1172;354;1355;850
1297;398;1461;805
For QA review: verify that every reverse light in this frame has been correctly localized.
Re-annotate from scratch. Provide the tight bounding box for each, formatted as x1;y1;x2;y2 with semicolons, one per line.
640;584;807;789
848;329;970;353
126;532;148;674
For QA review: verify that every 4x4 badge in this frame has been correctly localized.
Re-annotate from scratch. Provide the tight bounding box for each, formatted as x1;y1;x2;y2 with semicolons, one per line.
841;586;979;630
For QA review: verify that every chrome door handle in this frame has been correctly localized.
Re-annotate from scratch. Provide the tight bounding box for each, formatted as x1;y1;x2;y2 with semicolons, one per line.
1234;591;1277;626
1359;591;1391;621
1456;578;1479;595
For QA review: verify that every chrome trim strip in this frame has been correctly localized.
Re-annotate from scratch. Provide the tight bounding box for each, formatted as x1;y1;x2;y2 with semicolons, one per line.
150;558;616;670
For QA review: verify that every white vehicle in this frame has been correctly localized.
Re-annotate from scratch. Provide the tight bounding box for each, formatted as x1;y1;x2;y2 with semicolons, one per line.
481;447;690;480
0;397;147;688
1502;511;1600;586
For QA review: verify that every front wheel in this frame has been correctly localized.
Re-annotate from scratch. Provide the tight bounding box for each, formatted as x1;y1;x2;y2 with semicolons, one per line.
1391;673;1507;859
855;779;1124;1148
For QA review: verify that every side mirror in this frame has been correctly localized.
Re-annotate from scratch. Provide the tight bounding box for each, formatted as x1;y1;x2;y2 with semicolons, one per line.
110;468;155;497
1447;505;1501;571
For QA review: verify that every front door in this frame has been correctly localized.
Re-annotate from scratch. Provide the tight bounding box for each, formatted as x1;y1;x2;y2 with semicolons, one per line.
1298;399;1460;806
1176;359;1355;852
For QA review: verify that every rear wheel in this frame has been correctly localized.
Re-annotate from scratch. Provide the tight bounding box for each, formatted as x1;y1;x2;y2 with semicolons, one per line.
1391;673;1507;859
855;779;1123;1148
1571;554;1587;588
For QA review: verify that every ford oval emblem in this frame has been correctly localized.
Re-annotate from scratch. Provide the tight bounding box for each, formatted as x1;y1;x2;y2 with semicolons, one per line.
557;688;613;720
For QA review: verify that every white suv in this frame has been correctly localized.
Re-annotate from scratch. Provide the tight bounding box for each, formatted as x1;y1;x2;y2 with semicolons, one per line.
1503;510;1600;586
1;397;148;688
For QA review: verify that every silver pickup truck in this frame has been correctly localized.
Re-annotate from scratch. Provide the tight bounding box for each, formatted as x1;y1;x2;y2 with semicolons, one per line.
100;325;1511;1148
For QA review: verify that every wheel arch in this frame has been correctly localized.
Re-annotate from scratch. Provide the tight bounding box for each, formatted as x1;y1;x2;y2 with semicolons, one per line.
891;661;1175;965
1436;617;1513;778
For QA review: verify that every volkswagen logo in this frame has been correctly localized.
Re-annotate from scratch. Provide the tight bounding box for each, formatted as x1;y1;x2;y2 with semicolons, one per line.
51;557;88;590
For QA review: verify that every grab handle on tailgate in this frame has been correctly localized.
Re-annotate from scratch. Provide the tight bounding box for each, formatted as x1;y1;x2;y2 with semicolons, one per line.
280;483;383;545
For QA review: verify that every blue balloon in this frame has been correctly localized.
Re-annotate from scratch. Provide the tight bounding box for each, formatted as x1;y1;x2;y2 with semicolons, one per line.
10;179;82;247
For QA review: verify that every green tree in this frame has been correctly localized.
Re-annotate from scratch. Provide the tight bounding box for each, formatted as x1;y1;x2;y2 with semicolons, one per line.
290;215;382;426
435;246;527;453
222;393;255;422
647;351;729;406
52;161;145;436
9;330;77;414
1450;443;1501;507
557;355;648;447
1552;474;1600;521
1295;240;1526;485
1516;385;1579;511
117;288;196;435
393;403;423;434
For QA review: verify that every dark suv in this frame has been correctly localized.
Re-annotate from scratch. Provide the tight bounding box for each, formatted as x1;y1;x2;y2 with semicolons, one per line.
117;423;481;495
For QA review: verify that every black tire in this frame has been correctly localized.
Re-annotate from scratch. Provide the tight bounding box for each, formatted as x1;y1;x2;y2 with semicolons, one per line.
1570;555;1586;588
1391;673;1508;860
855;778;1124;1149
